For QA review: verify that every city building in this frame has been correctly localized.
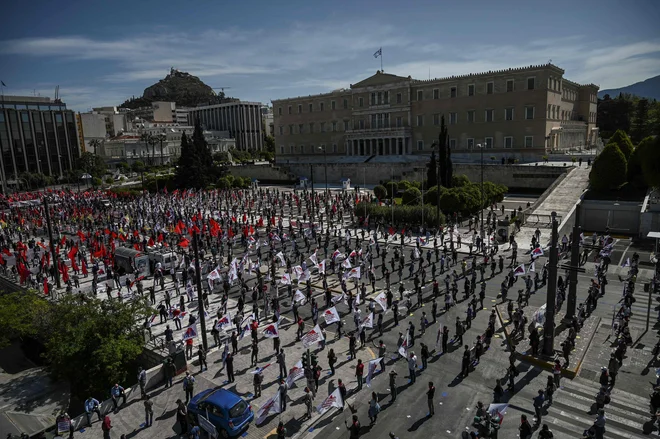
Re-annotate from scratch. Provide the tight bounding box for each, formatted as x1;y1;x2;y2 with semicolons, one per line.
188;101;263;151
261;106;274;137
0;96;81;192
77;112;106;153
272;63;599;163
152;101;189;125
91;106;128;136
98;124;234;168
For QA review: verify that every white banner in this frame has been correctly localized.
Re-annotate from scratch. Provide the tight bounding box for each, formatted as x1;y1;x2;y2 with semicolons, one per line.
365;357;382;387
301;324;325;349
360;312;374;329
323;307;340;325
286;360;305;388
255;391;281;425
215;312;232;331
316;388;343;415
374;291;388;312
262;322;279;338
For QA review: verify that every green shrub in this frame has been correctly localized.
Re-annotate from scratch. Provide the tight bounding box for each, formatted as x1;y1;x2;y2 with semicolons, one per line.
354;203;445;227
452;174;470;187
607;130;634;160
402;187;421;206
385;181;398;198
638;136;660;188
373;185;387;200
589;143;627;191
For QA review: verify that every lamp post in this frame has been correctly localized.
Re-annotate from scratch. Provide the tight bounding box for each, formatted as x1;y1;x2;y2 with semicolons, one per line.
43;196;61;289
543;211;559;356
477;143;485;241
318;146;328;194
192;232;208;351
158;133;166;166
433;142;441;233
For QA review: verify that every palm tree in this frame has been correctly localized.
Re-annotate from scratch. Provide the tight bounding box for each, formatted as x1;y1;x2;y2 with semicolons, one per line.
140;133;157;166
88;138;102;154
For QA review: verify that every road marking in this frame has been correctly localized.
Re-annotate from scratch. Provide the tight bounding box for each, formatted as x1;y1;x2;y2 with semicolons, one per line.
366;347;376;359
264;427;277;438
617;241;633;267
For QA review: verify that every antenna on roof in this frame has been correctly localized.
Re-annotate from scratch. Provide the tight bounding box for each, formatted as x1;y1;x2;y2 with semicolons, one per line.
548;59;552;64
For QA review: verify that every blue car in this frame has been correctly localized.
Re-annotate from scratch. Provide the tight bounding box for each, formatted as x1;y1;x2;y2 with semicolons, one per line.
187;388;254;438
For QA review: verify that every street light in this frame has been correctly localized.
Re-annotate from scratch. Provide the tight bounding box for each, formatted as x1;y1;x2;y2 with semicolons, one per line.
158;133;166;166
81;173;92;192
318;146;328;194
477;143;485;242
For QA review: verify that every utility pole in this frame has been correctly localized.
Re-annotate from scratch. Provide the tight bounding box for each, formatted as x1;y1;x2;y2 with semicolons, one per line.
310;164;315;234
192;232;208;351
543;211;559;356
43;197;61;289
564;201;583;321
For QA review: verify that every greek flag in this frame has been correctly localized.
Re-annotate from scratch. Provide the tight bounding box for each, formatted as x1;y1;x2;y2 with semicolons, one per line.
373;48;382;58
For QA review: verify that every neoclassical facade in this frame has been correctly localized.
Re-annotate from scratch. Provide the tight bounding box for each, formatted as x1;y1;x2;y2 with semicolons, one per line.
272;63;598;162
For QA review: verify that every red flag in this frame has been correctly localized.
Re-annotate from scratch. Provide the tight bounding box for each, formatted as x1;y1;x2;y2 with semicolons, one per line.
104;228;111;235
134;243;141;251
192;225;201;234
2;248;11;256
228;228;234;238
43;278;49;295
71;258;79;273
389;226;394;235
81;259;88;275
133;230;139;237
157;233;164;242
59;236;66;246
249;225;255;235
77;230;85;241
148;237;155;247
67;246;78;261
178;238;190;248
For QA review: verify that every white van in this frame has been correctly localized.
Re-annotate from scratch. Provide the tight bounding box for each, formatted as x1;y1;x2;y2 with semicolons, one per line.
149;251;179;271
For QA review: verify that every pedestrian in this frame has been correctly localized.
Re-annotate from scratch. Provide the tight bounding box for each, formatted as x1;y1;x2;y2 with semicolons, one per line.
427;381;435;416
165;358;176;388
389;370;398;401
137;366;147;399
84;396;102;426
253;370;263;398
198;346;207;372
538;424;554;438
552;359;562;388
277;349;287;378
276;420;287;439
183;371;195;403
356;359;364;391
101;415;112;439
328;348;337;375
144;394;154;427
226;352;235;382
461;345;471;377
533;389;545;424
420;343;429;370
546;375;555;405
368;392;380;425
441;326;449;354
251;339;259;366
278;379;288;412
593;408;606;439
338;379;347;408
408;352;417;383
519;414;533;439
176;399;188;435
110;383;126;410
303;386;313;419
345;415;361;439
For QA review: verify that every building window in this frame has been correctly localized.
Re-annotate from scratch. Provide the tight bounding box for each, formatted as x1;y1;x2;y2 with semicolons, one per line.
332;144;337;153
417;115;424;127
359;120;365;129
290;145;294;153
527;77;535;90
506;79;514;92
288;125;294;134
467;138;475;149
417;140;424;151
320;122;325;132
487;82;494;94
524;136;534;148
433;89;439;99
300;145;305;153
359;97;364;108
279;126;283;135
310;144;315;153
371;114;377;128
278;107;282;115
485;137;493;148
525;106;535;120
396;93;402;104
298;124;304;133
280;145;284;154
308;103;313;113
467;110;475;123
396;116;402;128
344;120;350;131
449;138;456;149
343;99;348;109
504;136;513;148
433;114;440;126
309;122;314;132
298;104;302;114
449;112;458;124
485;109;494;122
505;108;514;121
288;106;292;114
468;84;475;96
319;102;324;111
384;91;389;104
332;121;337;132
450;87;457;98
331;101;336;110
417;90;423;101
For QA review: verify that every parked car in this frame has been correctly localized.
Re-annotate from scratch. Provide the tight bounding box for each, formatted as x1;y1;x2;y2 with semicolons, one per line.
187;388;254;438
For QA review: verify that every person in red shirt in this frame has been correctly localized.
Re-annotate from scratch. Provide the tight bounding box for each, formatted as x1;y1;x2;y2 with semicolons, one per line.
356;359;364;391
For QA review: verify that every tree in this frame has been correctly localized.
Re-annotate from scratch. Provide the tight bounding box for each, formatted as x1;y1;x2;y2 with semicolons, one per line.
117;162;130;172
373;185;387;200
131;160;146;174
632;98;651;143
75;151;107;178
607;129;634;159
452;174;470;187
437;115;453;188
41;295;152;400
0;291;50;349
589;143;627;191
638;135;660;188
402;187;421;206
427;150;438;188
385;181;398;199
140;133;158;166
175;121;218;189
88;139;103;155
626;137;647;187
264;135;275;153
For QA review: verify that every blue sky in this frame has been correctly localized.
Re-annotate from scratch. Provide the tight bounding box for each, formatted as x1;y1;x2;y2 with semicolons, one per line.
1;0;658;112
